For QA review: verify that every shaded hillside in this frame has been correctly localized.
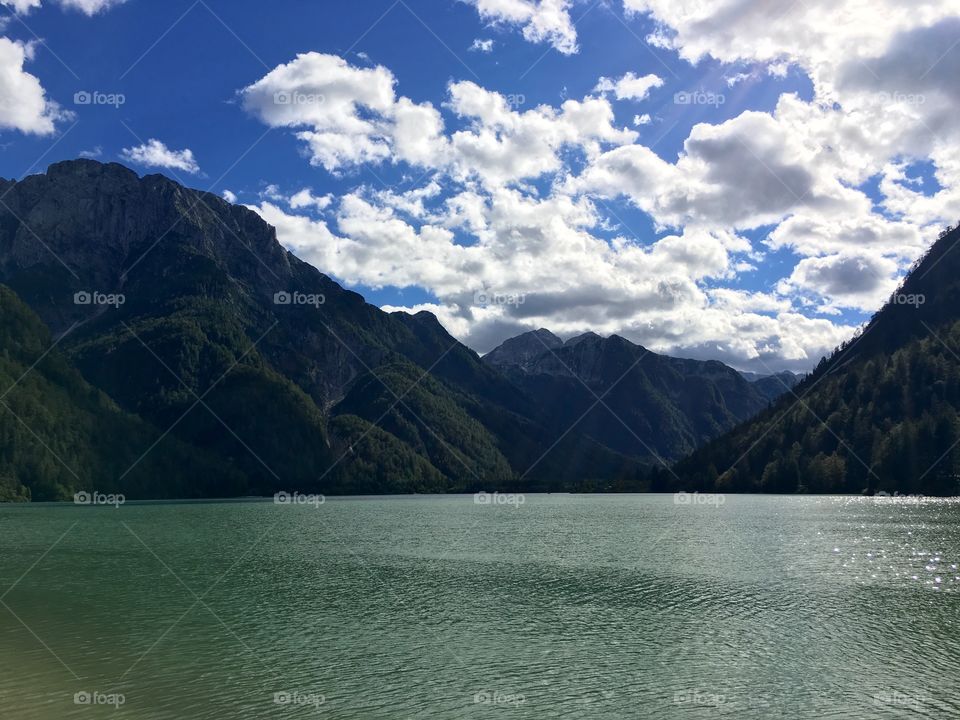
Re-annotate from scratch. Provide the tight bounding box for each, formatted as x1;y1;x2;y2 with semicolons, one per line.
667;224;960;496
0;285;235;501
0;160;644;498
484;330;787;463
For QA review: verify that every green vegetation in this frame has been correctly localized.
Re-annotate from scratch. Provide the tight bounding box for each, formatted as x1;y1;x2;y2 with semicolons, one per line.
0;286;233;501
666;224;960;496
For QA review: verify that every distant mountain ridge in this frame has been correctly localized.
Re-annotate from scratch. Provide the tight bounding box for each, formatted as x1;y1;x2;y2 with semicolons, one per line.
484;329;794;464
740;370;803;402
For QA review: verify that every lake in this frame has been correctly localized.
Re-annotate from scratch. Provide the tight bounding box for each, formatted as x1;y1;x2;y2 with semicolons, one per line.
1;494;958;718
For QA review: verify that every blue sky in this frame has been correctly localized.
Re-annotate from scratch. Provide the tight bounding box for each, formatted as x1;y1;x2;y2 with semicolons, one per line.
1;0;958;371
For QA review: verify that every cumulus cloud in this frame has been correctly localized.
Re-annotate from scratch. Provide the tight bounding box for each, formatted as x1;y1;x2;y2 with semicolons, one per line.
58;0;125;13
289;188;333;212
465;0;578;54
621;0;957;74
594;72;663;101
778;253;900;312
241;55;637;185
253;181;848;370
0;0;41;12
241;52;397;172
1;0;125;13
121;139;201;174
241;9;960;370
0;38;67;135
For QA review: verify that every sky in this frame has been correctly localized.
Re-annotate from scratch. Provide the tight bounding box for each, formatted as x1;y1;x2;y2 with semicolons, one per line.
1;0;959;372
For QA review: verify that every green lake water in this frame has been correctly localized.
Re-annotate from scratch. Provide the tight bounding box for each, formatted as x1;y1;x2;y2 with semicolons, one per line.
1;494;958;718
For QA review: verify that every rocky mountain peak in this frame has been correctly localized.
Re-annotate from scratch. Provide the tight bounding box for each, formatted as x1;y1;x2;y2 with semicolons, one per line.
483;328;562;371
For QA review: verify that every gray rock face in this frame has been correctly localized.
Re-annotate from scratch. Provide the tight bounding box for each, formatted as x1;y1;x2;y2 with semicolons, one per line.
483;328;562;372
0;160;400;410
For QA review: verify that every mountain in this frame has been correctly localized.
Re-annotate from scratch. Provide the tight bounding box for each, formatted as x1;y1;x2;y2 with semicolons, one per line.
484;330;789;464
0;160;643;500
0;286;234;501
741;370;803;402
483;328;562;371
668;223;960;496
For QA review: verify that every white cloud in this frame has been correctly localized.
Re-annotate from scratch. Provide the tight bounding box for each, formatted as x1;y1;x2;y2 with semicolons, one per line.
1;0;125;13
241;25;960;370
469;38;494;53
121;139;201;174
594;72;663;102
242;55;637;185
446;80;636;186
0;38;67;135
58;0;125;13
254;183;849;370
465;0;578;54
0;0;41;12
778;253;901;312
241;52;397;172
575;108;869;230
222;190;238;203
289;188;333;212
621;0;957;75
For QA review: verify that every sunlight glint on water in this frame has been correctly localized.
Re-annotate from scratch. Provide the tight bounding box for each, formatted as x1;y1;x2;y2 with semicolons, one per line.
1;494;958;719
